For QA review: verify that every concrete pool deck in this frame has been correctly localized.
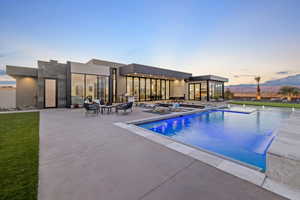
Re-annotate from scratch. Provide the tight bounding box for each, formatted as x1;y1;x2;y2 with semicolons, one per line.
38;108;290;200
267;110;300;190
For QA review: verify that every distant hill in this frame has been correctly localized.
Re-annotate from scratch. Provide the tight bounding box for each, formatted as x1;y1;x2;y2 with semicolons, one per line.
264;74;300;86
229;74;300;87
227;74;300;97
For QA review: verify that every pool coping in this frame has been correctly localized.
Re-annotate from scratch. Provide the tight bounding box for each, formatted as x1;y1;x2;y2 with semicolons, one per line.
114;108;300;200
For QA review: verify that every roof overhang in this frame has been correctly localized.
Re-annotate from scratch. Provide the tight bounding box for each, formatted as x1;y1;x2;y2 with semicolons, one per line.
188;75;228;82
6;65;38;78
119;63;192;79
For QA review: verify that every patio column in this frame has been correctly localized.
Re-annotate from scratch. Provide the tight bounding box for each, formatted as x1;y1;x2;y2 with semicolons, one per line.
207;80;210;101
222;82;225;99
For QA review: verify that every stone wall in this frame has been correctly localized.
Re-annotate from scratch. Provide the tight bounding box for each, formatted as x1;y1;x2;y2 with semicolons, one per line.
37;60;68;109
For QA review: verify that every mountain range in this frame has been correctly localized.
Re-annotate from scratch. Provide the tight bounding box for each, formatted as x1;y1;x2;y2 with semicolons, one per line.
229;74;300;87
227;74;300;95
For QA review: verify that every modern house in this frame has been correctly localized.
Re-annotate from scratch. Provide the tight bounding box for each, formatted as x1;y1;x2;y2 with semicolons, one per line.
6;58;228;109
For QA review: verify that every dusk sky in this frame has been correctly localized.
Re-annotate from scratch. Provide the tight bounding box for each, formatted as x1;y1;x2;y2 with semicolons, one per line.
0;0;299;85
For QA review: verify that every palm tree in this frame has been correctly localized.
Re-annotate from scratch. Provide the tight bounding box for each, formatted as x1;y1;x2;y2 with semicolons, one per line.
278;86;300;101
254;76;261;100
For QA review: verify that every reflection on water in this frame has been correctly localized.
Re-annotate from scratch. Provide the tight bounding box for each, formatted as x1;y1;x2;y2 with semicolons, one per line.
139;108;291;171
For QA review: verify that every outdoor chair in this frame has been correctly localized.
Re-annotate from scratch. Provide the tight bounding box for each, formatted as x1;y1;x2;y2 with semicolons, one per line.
84;103;99;116
116;102;133;113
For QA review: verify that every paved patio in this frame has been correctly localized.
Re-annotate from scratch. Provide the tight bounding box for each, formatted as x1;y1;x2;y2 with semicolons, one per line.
38;108;287;200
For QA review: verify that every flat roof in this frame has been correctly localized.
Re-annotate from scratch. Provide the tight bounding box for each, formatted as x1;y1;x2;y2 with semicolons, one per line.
188;75;228;82
6;65;37;77
119;63;192;79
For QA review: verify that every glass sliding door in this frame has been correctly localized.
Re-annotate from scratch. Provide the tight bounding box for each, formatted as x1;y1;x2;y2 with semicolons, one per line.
125;76;173;102
161;80;166;100
195;84;201;100
71;74;85;105
112;68;117;102
166;80;170;100
201;81;208;101
151;79;156;100
209;81;223;100
189;84;195;100
45;79;57;108
99;76;109;103
105;77;109;103
126;77;133;96
157;80;161;100
133;77;139;101
146;78;151;100
86;75;98;100
140;78;146;101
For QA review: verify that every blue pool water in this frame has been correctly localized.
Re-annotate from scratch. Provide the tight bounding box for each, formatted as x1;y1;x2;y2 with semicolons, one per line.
138;108;291;171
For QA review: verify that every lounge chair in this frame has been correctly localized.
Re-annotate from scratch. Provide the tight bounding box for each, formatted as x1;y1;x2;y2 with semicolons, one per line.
116;102;133;113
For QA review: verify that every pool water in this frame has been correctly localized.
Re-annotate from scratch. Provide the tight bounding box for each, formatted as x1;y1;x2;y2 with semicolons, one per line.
138;108;291;171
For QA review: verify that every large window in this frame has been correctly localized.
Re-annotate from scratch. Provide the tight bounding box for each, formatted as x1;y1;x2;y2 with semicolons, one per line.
161;80;166;100
151;79;156;99
157;80;161;100
112;68;117;102
71;73;109;105
195;84;200;100
209;81;223;99
189;84;195;100
71;74;85;104
201;81;208;100
126;77;133;96
86;75;97;100
189;82;206;101
140;78;146;101
166;80;170;100
99;76;109;103
188;81;224;101
146;78;151;100
133;77;139;101
125;76;171;101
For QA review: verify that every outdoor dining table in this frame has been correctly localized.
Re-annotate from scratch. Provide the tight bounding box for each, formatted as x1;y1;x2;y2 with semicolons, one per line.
99;105;113;114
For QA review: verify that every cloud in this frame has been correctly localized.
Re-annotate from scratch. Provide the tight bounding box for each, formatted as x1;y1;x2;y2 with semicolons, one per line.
276;71;290;75
233;74;255;78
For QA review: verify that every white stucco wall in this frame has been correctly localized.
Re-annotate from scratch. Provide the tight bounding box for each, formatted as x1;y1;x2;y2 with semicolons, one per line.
0;88;16;108
70;62;110;76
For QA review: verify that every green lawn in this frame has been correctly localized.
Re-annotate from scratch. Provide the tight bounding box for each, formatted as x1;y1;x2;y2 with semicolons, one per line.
0;112;39;200
230;100;300;109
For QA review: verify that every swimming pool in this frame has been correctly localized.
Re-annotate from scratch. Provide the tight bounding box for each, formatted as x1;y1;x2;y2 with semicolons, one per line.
138;108;291;171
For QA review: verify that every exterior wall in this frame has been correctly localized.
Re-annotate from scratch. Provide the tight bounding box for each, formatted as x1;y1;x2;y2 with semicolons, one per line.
70;62;110;76
172;79;185;98
0;88;16;109
37;60;68;109
16;77;37;108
